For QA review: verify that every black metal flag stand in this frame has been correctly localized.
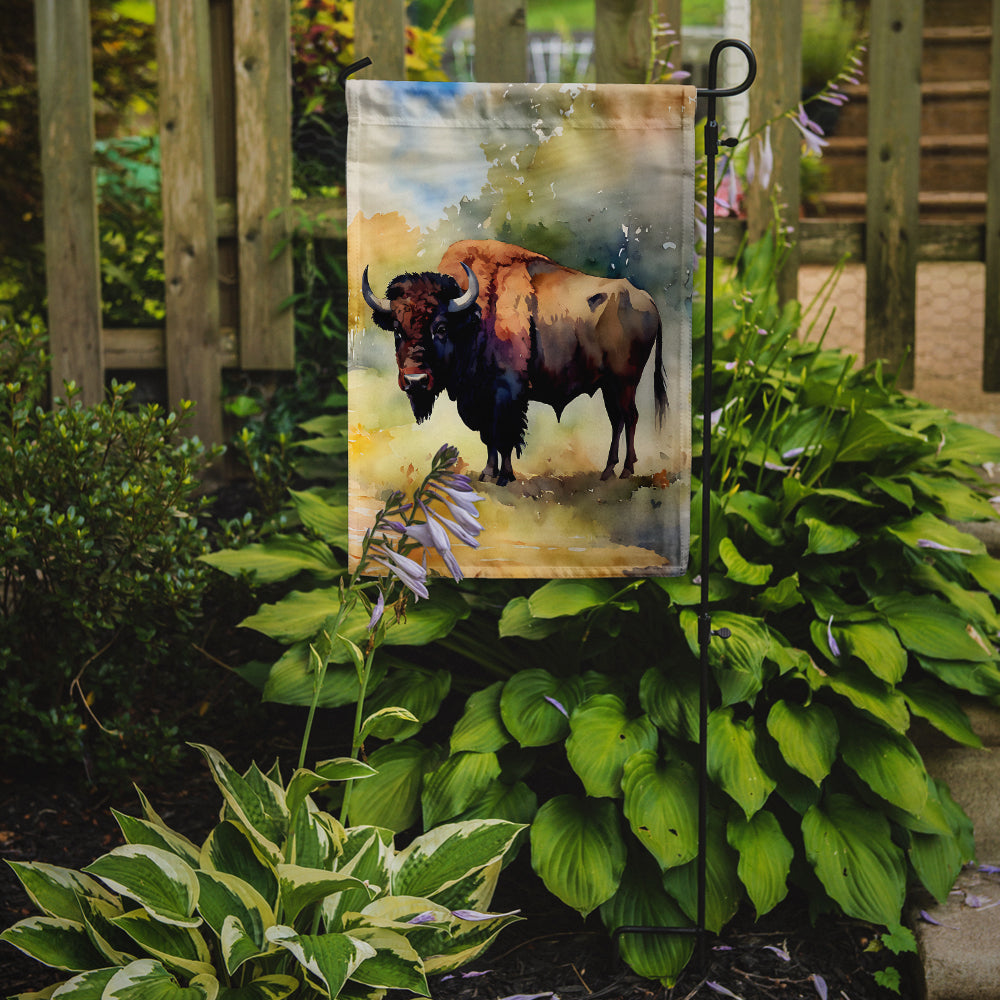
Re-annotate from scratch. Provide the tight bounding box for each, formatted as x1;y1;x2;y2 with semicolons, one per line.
612;38;756;971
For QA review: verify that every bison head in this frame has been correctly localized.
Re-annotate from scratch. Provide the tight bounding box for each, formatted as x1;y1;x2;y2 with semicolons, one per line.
362;263;479;423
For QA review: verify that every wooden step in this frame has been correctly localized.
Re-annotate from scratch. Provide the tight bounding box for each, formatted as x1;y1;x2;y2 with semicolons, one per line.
922;25;993;83
822;134;989;193
832;80;991;138
921;0;991;28
813;190;987;222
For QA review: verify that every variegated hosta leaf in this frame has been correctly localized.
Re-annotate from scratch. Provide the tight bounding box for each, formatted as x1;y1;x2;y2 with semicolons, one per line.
421;751;502;829
83;846;200;928
529;795;626;917
102;958;218;999
265;926;376;998
112;810;202;868
765;700;838;786
190;745;287;863
802;793;906;926
110;908;214;978
450;681;511;754
706;707;776;819
213;974;299;1000
276;864;375;925
285;760;375;824
195;871;274;974
422;907;522;975
200;822;278;910
78;894;136;966
599;853;694;987
565;695;658;799
344;926;429;995
391;820;524;901
322;829;393;931
661;811;742;934
4;861;118;922
425;859;501;916
219;915;270;980
726;810;793;917
0;916;107;971
288;801;343;870
45;965;118;997
621;751;699;871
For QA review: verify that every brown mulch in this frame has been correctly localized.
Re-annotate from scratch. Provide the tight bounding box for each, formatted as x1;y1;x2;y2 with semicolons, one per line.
1;741;913;1000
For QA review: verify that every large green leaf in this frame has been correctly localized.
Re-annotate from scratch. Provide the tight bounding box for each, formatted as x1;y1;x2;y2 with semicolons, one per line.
803;517;859;556
639;664;699;742
260;643;384;709
103;959;218;1000
450;682;511;754
621;751;699;871
566;695;658;798
392;820;524;900
530;795;627;917
727;811;793;917
901;680;983;748
838;718;929;817
288;488;349;545
265;926;374;998
4;862;118;923
834;410;928;463
200;536;341;584
835;621;908;684
0;916;107;972
83;846;200;928
885;511;985;556
660;811;741;933
452;779;538;827
362;667;451;740
346;740;441;832
680;610;771;706
875;594;995;662
765;700;838;786
599;853;694;987
526;579;620;617
916;655;1000;697
499;670;584;747
707;708;776;818
718;537;772;586
809;661;910;732
802;793;906;926
497;596;564;639
216;976;299;1000
421;751;502;828
905;473;998;522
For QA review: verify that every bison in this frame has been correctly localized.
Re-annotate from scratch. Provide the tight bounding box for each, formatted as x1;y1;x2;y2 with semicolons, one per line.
362;239;666;486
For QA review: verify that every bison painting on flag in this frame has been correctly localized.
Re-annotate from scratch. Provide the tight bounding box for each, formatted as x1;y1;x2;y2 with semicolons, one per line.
347;81;696;578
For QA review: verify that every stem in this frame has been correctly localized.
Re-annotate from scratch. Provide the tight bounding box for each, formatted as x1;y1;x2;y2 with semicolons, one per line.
339;643;377;826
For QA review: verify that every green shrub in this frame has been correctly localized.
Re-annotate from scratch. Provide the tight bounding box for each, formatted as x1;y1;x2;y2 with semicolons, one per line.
1;743;524;997
212;233;1000;985
0;317;220;783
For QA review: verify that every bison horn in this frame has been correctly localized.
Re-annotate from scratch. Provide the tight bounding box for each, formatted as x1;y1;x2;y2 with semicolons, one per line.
448;263;478;313
361;266;391;315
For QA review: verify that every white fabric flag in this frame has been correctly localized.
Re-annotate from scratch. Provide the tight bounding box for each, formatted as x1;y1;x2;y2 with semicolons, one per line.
347;81;695;578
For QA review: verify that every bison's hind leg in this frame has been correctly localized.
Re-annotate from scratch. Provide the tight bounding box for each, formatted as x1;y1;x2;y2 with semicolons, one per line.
600;383;640;480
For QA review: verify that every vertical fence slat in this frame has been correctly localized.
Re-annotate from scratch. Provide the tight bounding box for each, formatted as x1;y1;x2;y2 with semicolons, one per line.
594;0;656;84
747;0;801;304
157;0;222;445
354;0;406;80
474;0;527;82
233;0;294;369
34;0;103;405
864;0;923;389
983;0;1000;390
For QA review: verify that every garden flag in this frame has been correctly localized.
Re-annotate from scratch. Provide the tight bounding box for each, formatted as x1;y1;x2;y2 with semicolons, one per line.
346;80;696;578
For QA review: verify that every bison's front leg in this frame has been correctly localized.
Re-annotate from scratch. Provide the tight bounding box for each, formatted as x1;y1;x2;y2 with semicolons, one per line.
478;439;499;483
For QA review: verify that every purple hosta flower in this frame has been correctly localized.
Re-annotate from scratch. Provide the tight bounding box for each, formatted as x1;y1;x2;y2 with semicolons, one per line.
827;616;842;658
917;538;973;555
407;911;438;925
706;982;742;999
791;104;828;156
425;491;482;548
451;908;521;921
979;864;1000;874
544;695;569;718
811;974;828;1000
406;502;464;581
747;125;774;190
763;944;790;962
370;544;429;600
367;590;385;631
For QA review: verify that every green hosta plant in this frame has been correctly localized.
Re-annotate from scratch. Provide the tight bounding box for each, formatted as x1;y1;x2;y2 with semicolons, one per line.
340;234;999;985
1;743;523;999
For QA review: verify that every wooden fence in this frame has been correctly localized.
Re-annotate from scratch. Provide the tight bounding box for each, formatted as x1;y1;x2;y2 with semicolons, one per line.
33;0;1000;445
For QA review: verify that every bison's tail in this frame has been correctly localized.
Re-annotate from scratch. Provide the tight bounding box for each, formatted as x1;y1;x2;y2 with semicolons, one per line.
653;317;668;427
